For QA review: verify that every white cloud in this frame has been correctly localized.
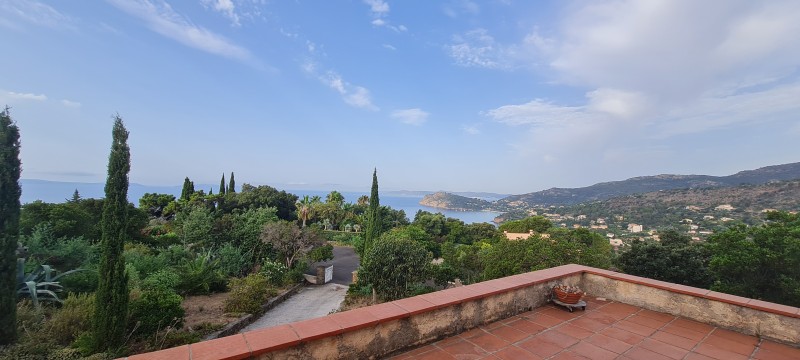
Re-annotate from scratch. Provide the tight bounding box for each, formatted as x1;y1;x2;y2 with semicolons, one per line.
202;0;240;27
483;0;800;166
108;0;256;65
391;108;429;125
462;124;480;135
6;91;47;101
382;44;396;51
363;0;389;16
319;72;378;111
371;19;385;26
0;0;74;30
443;0;480;18
61;99;82;108
446;28;527;69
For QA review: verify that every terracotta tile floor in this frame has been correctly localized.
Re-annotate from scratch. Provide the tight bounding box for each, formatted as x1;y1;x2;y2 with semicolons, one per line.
389;297;800;360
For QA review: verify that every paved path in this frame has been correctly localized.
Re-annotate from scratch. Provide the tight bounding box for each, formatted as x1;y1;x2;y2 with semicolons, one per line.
240;246;360;332
330;246;359;285
240;283;348;332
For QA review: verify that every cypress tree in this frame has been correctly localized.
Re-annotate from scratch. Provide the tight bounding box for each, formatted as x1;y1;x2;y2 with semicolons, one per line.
363;168;381;258
92;115;131;351
228;172;236;193
0;107;21;345
181;177;192;200
219;173;226;195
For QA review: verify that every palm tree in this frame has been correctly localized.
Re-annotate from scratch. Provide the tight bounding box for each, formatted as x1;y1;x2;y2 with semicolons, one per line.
297;195;312;228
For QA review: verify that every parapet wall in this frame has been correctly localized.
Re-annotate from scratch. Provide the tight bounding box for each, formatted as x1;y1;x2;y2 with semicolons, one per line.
125;265;799;360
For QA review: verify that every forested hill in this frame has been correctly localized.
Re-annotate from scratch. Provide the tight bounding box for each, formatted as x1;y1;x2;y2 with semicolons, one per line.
554;179;800;228
419;192;493;211
495;161;800;209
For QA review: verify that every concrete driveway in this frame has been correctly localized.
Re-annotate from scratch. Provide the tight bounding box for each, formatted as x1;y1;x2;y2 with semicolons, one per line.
240;246;360;332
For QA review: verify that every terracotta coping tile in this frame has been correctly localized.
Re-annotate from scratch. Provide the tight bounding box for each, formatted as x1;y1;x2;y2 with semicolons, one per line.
288;316;343;342
704;291;752;307
747;299;800;318
363;301;409;322
391;296;437;315
242;324;300;356
329;306;381;331
127;345;190;360
189;334;250;360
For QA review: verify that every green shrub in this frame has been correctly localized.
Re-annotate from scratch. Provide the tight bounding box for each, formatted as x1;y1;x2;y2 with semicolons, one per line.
125;244;168;278
176;251;226;295
224;273;276;314
151;232;181;247
260;259;288;286
216;243;250;277
47;293;95;346
359;237;432;301
129;288;185;338
157;245;192;267
60;267;98;294
142;269;180;292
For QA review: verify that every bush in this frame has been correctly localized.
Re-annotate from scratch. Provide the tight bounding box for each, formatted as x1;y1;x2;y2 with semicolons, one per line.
142;269;181;292
216;243;250;277
359;237;432;301
224;273;276;314
176;251;226;295
47;293;95;346
151;232;181;247
60;267;98;294
260;259;288;286
129;288;185;338
124;244;167;278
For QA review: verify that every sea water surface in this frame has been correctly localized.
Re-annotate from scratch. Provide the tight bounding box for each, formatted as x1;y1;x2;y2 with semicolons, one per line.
290;190;500;224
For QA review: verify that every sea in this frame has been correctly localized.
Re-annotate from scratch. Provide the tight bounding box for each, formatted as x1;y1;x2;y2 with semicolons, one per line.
290;190;501;225
19;180;501;225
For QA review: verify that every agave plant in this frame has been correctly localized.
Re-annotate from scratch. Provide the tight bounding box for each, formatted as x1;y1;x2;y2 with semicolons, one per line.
17;258;86;308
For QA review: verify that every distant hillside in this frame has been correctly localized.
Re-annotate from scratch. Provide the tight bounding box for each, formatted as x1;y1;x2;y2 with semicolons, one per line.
497;162;800;209
549;179;800;230
419;192;493;211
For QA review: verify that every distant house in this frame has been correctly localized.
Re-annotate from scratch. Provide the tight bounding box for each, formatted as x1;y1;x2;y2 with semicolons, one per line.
689;224;699;230
685;205;702;211
576;215;587;221
627;223;643;233
573;224;582;229
590;224;608;229
681;218;694;224
609;238;623;247
703;215;715;220
597;218;606;224
720;217;735;222
715;204;735;211
615;215;624;221
504;230;550;240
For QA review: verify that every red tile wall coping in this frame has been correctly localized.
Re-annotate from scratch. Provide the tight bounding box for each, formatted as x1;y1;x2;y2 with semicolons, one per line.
120;264;799;359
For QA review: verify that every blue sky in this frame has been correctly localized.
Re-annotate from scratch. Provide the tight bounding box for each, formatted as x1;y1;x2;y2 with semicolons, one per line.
1;0;799;194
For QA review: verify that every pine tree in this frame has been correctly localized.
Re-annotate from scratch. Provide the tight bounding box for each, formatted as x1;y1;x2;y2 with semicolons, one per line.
92;115;131;351
228;172;236;193
181;177;193;200
363;168;382;258
219;173;226;195
69;188;81;203
0;107;21;345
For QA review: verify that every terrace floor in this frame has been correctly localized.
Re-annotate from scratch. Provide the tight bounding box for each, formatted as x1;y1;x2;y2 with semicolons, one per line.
389;296;800;360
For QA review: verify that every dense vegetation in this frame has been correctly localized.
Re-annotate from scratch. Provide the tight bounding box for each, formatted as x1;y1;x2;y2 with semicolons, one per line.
0;107;22;345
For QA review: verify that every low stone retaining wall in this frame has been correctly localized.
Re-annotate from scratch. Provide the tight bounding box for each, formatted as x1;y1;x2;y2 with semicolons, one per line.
203;283;305;340
126;264;799;360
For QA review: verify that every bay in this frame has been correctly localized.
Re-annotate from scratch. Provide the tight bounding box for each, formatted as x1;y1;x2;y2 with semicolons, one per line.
290;190;500;225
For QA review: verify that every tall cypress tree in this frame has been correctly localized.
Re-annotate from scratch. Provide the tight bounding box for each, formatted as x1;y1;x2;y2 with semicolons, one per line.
181;177;192;200
219;173;226;195
0;107;21;345
228;172;236;193
363;168;381;258
92;115;131;351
